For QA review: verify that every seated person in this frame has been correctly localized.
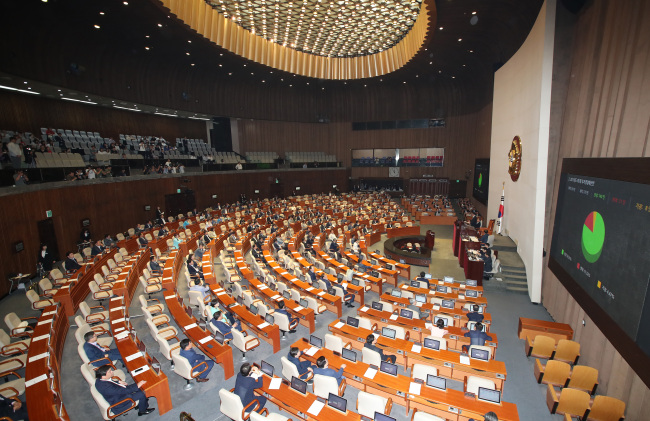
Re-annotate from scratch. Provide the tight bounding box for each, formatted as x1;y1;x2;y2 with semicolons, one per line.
187;259;204;282
149;255;163;276
306;267;317;284
251;245;264;262
144;220;153;230
321;276;355;308
287;346;315;379
64;251;82;272
364;334;396;363
137;233;149;249
103;234;116;249
210;310;242;340
90;239;105;257
312;356;346;385
470;214;482;230
462;322;493;353
234;363;266;413
95;365;154;416
275;301;299;333
466;304;484;323
0;394;28;421
328;241;339;253
83;331;124;367
425;318;449;338
189;279;211;300
158;226;169;237
171;234;181;250
179;339;213;382
416;271;430;289
470;412;499;421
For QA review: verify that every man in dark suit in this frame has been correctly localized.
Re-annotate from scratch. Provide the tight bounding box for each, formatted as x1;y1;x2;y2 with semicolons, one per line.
64;251;82;272
0;395;28;420
321;275;355;308
364;334;396;363
287;346;314;379
312;356;346;386
83;331;123;367
416;271;430;289
233;363;266;413
275;300;299;333
466;304;484;323
179;339;212;382
95;365;154;416
462;322;493;353
91;239;105;257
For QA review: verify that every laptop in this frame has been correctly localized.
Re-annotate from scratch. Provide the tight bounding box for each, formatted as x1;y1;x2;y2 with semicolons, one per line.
290;376;308;395
374;414;397;421
400;308;413;319
436;285;447;293
410;280;421;288
465;289;478;298
391;289;402;298
370;259;378;266
415;294;426;304
370;271;380;278
185;306;194;318
424;273;432;279
299;298;308;308
470;348;490;361
423;338;441;350
249;304;258;315
385;264;392;270
236;296;244;305
371;301;383;311
260;360;274;377
466;279;478;287
283;290;291;300
379;361;398;377
346;317;359;328
337;273;344;282
310;335;323;348
350;278;360;286
265;314;275;325
327;393;347;414
433;316;448;327
381;327;396;340
426;374;447;390
444;276;454;283
477;387;501;404
441;299;455;309
213;330;225;345
341;348;357;363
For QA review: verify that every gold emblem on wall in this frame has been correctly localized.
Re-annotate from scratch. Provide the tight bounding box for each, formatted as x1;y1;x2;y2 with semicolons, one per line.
508;135;522;182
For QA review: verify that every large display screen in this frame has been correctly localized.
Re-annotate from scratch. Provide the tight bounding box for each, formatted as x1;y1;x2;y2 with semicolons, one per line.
472;159;490;205
549;158;650;382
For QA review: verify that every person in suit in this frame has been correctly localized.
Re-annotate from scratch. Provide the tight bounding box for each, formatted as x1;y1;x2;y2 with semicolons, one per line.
103;234;116;249
287;347;314;378
210;310;241;340
137;233;149;249
364;334;396;363
0;395;28;420
233;363;266;413
156;206;165;225
187;258;204;282
469;412;498;421
149;255;163;276
312;356;346;385
179;339;212;382
306;266;317;284
38;244;56;272
91;239;105;257
321;276;355;308
462;322;492;353
189;279;211;300
466;304;484;323
83;331;124;367
417;271;430;289
95;365;154;416
275;300;299;333
64;251;82;272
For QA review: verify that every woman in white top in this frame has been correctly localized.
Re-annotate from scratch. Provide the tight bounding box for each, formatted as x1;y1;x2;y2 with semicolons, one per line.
426;318;449;338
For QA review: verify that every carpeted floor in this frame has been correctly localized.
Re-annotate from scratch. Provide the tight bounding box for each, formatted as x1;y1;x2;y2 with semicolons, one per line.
1;219;559;421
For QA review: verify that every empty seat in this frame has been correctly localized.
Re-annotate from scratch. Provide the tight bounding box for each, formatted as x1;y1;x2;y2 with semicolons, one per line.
586;395;625;421
357;390;392;419
526;335;555;359
534;359;571;388
546;385;590;418
553;339;580;365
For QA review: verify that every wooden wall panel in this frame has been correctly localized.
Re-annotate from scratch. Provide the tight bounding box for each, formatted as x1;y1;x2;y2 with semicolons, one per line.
0;168;348;298
0;91;207;145
542;0;650;414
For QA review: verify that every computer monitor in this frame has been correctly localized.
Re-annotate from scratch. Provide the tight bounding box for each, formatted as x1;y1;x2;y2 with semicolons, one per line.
410;280;420;288
350;279;360;286
466;279;478;287
415;294;426;303
370;259;378;266
379;361;398;376
265;314;275;325
136;337;146;354
444;276;454;283
477;387;501;404
337;273;344;282
213;330;225;345
423;338;441;350
283;290;291;300
400;309;413;319
290;376;308;395
436;285;448;293
399;259;405;264
424;273;432;279
310;335;323;348
465;289;478;298
374;413;397;421
370;271;380;278
149;356;161;375
260;360;274;377
385;264;392;270
371;301;383;311
185;306;193;318
441;299;455;309
470;348;490;361
236;296;244;305
426;374;447;390
327;393;347;413
391;289;402;298
346;317;359;328
433;316;448;327
299;298;308;308
249;304;258;315
341;348;357;362
381;327;396;340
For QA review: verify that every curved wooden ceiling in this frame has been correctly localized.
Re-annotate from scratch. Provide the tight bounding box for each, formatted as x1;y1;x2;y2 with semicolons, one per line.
0;0;543;121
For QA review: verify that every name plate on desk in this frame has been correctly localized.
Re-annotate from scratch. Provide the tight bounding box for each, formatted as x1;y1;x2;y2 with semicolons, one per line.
199;336;212;345
334;322;345;329
115;331;130;341
364;367;378;379
317;291;326;296
37;319;53;326
126;352;144;362
131;365;150;377
257;322;270;330
184;323;197;330
42;310;57;317
114;327;125;333
166;294;176;299
25;374;48;388
259;285;268;290
33;334;50;342
306;287;315;292
110;306;125;313
459;355;471;365
112;318;125;324
28;352;49;363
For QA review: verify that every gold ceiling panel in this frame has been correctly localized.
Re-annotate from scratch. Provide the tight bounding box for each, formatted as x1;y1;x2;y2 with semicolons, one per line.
158;0;433;79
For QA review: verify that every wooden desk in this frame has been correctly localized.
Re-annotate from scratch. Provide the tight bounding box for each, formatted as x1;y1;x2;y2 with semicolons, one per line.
399;285;488;311
518;318;573;341
368;251;411;280
248;278;316;334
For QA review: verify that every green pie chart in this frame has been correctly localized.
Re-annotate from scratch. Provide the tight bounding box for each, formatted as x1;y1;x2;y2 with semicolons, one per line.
478;173;483;188
581;211;605;263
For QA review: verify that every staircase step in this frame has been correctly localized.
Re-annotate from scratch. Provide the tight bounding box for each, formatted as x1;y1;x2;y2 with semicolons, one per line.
506;285;529;293
503;274;527;281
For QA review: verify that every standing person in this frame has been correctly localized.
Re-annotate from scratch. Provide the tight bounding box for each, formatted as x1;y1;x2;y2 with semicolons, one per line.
233;363;266;413
179;339;213;382
38;244;56;272
7;136;22;168
95;365;154;416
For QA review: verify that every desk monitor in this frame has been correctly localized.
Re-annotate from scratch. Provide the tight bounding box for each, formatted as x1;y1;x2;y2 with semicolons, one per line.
426;374;447;390
185;306;194;318
444;276;454;283
136;337;146;354
260;360;274;377
379;361;398;377
470;348;490;361
433;316;448;327
436;285;448;293
341;348;356;363
423;338;441;350
249;304;258;316
424;273;432;279
391;289;402;298
213;330;225;345
149;356;161;375
282;290;291;300
290;376;308;395
371;301;383;311
370;271;380;278
374;414;397;421
299;298;308;308
265;314;275;325
415;294;426;304
370;259;378;266
400;309;413;319
465;289;478;298
399;259;405;264
466;279;478;287
385;263;392;270
346;317;359;328
337;273;344;282
477;387;501;404
327;393;347;413
310;335;323;348
441;299;455;309
351;279;360;286
410;281;420;288
237;296;244;305
381;327;396;340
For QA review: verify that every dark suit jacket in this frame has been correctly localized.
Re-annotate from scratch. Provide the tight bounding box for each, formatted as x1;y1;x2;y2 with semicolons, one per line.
180;347;205;367
66;257;82;271
464;330;493;346
91;245;104;256
234;373;264;407
288;353;313;374
84;342;110;366
95;379;141;409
